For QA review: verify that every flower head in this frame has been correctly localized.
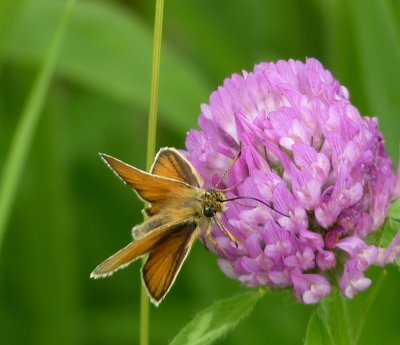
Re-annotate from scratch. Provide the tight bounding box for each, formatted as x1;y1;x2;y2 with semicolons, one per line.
186;58;400;303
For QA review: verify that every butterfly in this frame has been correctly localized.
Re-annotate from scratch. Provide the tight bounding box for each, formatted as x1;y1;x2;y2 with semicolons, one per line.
90;148;239;306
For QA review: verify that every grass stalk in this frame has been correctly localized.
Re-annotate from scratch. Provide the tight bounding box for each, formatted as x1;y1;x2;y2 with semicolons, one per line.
140;1;164;345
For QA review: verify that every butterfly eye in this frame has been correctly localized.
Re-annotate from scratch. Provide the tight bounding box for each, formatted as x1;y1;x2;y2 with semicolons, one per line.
203;207;214;218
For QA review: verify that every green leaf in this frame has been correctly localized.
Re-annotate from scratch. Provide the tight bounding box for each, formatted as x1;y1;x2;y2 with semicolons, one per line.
367;220;392;248
169;289;266;345
381;220;400;268
4;0;210;133
389;199;400;220
365;210;400;268
379;219;399;248
304;311;334;345
317;288;353;345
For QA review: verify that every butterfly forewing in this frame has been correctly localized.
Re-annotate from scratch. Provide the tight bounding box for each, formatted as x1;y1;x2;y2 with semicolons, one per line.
142;221;199;305
151;148;202;187
100;153;193;210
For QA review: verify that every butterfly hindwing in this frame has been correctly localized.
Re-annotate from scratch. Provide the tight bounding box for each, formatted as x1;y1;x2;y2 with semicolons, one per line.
142;220;199;305
90;220;190;278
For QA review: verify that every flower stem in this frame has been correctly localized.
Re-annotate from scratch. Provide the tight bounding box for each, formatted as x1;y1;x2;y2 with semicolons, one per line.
140;1;164;345
354;270;387;344
0;0;76;252
319;287;353;345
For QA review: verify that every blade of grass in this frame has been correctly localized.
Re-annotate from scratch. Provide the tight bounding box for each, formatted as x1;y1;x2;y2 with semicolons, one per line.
146;0;164;169
0;0;76;251
140;1;164;345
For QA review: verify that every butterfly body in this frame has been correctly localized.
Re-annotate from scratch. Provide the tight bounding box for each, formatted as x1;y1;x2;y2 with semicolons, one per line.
91;148;233;306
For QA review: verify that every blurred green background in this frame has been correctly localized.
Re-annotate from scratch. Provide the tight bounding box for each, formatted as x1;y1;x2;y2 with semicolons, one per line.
1;0;400;344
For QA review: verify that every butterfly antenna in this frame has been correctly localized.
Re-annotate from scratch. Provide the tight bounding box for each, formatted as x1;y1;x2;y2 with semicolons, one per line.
222;196;288;217
218;179;244;193
214;142;242;189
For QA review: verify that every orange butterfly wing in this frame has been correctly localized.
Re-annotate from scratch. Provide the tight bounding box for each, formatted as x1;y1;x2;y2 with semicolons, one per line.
90;220;190;278
145;148;203;216
151;148;202;187
100;153;195;215
142;221;199;305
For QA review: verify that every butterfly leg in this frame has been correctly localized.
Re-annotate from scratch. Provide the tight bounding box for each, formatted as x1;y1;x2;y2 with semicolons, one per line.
213;216;238;248
203;222;231;257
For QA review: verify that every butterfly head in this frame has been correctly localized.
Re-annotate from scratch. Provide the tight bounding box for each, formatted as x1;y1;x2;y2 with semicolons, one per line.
202;189;226;218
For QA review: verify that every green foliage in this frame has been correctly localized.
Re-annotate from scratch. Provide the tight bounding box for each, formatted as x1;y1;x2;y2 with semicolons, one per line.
0;0;76;250
1;1;400;345
304;312;334;345
170;289;265;345
5;0;209;132
389;199;400;220
346;0;400;151
353;271;387;344
316;289;352;345
367;201;400;268
305;273;387;345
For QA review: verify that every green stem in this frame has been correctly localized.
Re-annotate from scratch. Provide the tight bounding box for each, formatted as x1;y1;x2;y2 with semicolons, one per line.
0;0;76;251
354;270;387;344
146;0;164;169
318;288;353;345
140;1;164;345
